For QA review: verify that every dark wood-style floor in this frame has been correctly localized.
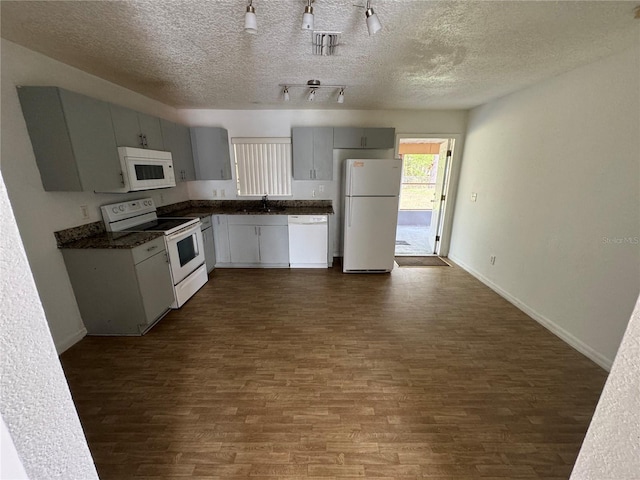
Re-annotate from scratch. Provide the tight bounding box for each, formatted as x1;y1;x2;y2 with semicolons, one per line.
61;263;608;479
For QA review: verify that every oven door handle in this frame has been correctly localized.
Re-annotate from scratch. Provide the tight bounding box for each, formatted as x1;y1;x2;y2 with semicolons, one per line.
167;224;200;242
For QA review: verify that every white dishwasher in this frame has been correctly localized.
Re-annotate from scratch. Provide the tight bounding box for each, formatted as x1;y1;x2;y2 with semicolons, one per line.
288;215;328;268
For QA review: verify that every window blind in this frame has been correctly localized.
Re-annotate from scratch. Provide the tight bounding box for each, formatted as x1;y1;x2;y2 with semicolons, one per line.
232;138;292;196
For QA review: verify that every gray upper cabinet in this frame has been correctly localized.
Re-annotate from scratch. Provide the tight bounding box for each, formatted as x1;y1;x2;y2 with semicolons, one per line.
160;120;195;182
190;127;232;180
17;86;123;192
110;104;165;150
333;127;395;149
292;127;333;180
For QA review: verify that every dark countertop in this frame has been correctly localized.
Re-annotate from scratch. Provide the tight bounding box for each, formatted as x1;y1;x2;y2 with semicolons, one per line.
58;231;164;250
56;199;333;250
158;200;334;219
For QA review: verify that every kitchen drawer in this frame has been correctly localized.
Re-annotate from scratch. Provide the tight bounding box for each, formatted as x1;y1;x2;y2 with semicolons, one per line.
226;215;288;226
131;236;166;264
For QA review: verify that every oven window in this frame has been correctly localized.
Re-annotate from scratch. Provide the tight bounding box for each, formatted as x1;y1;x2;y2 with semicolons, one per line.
177;235;197;267
135;164;165;180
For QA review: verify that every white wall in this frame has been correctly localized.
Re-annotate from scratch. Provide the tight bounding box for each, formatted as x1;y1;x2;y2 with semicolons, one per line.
570;293;640;479
449;42;640;369
1;40;190;352
0;174;98;480
182;109;467;256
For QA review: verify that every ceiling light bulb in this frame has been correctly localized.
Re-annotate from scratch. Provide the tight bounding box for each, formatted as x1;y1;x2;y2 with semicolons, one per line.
365;2;382;35
307;89;316;102
244;2;257;34
337;89;345;104
302;1;314;30
283;87;290;102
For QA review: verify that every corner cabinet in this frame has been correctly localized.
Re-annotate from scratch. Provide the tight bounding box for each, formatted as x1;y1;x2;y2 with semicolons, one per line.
212;215;231;265
61;236;174;335
17;86;123;192
292;127;333;180
110;104;165;150
190;127;232;180
160;120;196;182
333;127;395;149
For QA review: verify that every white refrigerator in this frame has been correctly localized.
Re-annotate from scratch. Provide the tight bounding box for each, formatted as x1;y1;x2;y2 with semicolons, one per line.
343;158;403;273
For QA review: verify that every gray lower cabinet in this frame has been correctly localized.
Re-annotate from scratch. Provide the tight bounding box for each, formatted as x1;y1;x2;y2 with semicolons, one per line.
333;127;395;149
17;86;123;192
201;215;215;273
217;215;289;267
110;103;165;150
292;127;333;180
61;236;174;335
190;127;232;180
160;120;196;182
212;215;231;265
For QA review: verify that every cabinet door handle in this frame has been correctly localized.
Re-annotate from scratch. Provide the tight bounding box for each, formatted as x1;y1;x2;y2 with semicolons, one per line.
146;245;158;252
139;134;145;147
119;172;125;186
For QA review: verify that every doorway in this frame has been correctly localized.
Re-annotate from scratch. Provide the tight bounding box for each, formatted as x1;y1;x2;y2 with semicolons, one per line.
395;137;454;256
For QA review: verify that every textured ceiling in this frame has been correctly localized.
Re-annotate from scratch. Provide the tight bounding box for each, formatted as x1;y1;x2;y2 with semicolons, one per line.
1;1;638;110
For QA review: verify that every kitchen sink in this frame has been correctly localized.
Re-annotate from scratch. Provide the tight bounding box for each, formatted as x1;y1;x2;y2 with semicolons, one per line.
235;206;287;213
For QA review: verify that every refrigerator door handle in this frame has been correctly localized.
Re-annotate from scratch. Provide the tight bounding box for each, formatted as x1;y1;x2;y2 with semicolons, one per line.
348;198;353;228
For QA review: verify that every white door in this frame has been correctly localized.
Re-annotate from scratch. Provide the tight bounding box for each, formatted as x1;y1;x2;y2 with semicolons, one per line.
346;159;403;196
427;140;453;253
344;196;399;272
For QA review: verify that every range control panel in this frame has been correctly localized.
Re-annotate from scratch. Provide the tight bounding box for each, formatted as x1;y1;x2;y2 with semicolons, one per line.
100;198;156;223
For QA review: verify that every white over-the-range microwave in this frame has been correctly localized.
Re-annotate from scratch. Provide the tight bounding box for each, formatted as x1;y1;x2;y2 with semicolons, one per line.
99;146;176;193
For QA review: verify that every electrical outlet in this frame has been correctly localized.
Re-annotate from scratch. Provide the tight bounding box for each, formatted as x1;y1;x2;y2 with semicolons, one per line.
220;189;226;198
212;189;217;198
490;255;496;265
80;205;90;220
471;192;478;202
312;189;316;198
318;185;325;193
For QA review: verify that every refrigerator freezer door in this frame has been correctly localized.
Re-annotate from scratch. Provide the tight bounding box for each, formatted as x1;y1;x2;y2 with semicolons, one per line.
345;159;402;197
343;196;399;272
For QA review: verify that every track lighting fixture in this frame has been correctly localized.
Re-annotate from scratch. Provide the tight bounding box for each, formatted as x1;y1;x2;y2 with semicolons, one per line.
302;0;314;30
307;89;316;102
244;0;257;34
279;80;346;104
365;0;382;35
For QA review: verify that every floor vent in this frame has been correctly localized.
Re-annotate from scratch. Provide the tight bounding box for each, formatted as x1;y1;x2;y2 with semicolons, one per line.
312;31;340;56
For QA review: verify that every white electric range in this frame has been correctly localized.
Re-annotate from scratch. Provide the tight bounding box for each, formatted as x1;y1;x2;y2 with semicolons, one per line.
101;198;208;308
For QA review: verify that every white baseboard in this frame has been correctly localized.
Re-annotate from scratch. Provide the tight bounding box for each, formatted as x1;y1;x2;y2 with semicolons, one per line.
448;254;613;371
55;327;87;355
